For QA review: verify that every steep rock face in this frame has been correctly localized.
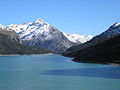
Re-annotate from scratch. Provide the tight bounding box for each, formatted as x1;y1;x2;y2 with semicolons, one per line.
21;28;75;53
0;28;51;54
63;22;120;57
0;29;20;42
6;18;76;53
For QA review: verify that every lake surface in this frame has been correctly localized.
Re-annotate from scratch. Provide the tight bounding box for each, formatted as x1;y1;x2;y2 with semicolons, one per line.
0;54;120;90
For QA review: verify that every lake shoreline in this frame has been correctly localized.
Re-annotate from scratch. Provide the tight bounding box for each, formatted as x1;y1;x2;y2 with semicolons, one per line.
0;53;54;56
72;59;120;66
1;53;120;66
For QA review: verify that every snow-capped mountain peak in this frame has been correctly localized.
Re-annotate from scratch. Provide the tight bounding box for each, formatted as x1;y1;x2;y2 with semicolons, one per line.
6;18;93;44
5;18;76;53
63;33;93;43
111;22;120;28
33;18;49;26
100;22;120;38
34;18;45;23
6;18;52;40
4;18;93;53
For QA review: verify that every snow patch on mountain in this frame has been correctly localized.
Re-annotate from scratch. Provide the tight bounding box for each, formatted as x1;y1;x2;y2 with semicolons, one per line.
6;18;52;40
63;33;93;43
0;24;5;29
100;22;120;39
112;22;120;28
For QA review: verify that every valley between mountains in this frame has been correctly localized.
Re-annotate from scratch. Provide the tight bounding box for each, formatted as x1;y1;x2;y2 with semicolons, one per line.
0;18;120;64
0;18;92;53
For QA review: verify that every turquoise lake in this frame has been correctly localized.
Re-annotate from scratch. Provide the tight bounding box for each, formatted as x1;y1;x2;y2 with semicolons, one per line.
0;54;120;90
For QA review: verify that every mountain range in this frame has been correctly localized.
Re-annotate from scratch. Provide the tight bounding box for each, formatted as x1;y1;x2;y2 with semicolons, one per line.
0;18;120;64
1;18;92;53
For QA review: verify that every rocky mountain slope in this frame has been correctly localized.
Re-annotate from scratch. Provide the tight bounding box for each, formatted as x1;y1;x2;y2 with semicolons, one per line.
0;28;51;54
5;18;92;53
73;34;120;64
6;18;75;53
63;22;120;64
63;22;120;57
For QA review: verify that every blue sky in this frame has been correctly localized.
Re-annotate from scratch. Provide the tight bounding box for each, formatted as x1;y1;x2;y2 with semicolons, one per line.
0;0;120;35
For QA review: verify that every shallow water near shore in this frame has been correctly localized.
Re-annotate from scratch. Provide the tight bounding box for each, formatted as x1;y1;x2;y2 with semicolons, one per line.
0;54;120;90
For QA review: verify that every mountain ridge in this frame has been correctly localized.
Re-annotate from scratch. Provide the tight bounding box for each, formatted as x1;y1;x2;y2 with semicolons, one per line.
3;18;92;53
63;22;120;57
73;34;120;64
63;22;120;64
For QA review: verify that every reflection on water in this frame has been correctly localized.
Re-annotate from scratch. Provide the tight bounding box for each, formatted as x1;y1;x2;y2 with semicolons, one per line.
43;67;120;79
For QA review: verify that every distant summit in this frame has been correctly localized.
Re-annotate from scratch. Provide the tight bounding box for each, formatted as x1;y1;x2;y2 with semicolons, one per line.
63;33;93;43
